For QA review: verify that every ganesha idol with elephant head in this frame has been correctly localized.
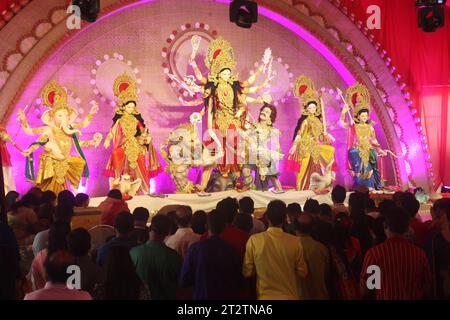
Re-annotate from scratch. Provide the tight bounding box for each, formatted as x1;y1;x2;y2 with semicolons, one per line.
17;80;103;194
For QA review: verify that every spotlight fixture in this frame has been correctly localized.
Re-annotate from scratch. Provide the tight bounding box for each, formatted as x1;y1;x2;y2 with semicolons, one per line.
72;0;100;23
229;0;258;29
416;0;447;32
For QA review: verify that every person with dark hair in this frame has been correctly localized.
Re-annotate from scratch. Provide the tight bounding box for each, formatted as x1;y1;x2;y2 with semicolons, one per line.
28;221;71;290
304;199;334;246
334;213;362;278
67;228;102;294
7;193;40;246
243;200;307;299
360;206;432;300
364;198;378;219
32;205;74;256
98;189;130;226
165;206;200;259
5;191;20;212
180;209;243;299
400;192;427;246
57;190;76;208
103;74;162;195
319;203;333;224
75;193;90;208
348;192;374;257
41;190;57;207
215;197;249;258
25;250;91;300
191;210;207;235
93;246;150;300
284;203;302;235
27;187;43;207
424;199;450;299
130;214;182;300
294;213;330;300
239;197;265;234
129;207;150;245
233;213;253;234
331;185;348;217
96;212;136;267
166;210;179;235
36;203;55;232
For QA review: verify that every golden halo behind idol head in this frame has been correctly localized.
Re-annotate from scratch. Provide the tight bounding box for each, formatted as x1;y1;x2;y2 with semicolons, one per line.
40;80;78;126
113;72;140;114
204;36;237;78
293;75;321;117
345;83;371;120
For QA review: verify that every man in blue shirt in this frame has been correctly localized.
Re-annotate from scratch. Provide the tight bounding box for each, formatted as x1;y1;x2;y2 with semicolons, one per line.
96;212;136;266
179;209;243;299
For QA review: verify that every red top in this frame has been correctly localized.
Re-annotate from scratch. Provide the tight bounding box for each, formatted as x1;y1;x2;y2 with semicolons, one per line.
200;225;250;258
409;219;429;246
99;197;130;226
361;237;432;300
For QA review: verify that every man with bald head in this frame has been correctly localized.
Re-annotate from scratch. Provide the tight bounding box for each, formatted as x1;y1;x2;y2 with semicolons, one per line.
165;205;200;259
24;250;92;300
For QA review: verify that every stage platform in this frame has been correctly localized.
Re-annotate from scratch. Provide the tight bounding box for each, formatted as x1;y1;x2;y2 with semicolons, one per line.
89;190;336;214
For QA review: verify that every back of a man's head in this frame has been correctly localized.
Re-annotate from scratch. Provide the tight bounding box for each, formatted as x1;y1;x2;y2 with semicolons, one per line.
133;207;150;223
54;205;74;223
216;197;239;224
150;214;172;239
57;190;76;208
378;199;396;217
239;197;254;215
432;199;450;222
114;212;134;235
67;228;91;257
42;190;57;205
331;185;346;204
295;213;313;235
385;206;410;235
319;203;332;218
207;209;226;235
400;192;420;219
107;189;123;200
303;199;320;216
174;205;193;228
75;193;90;207
233;213;253;233
266;200;287;227
44;250;76;284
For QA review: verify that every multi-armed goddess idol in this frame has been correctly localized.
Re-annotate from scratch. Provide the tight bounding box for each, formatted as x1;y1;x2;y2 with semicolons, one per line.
103;73;162;195
17;81;102;194
339;83;383;190
286;76;336;191
187;36;272;190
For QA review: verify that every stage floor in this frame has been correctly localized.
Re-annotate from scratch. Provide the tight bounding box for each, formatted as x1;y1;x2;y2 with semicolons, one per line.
89;190;335;213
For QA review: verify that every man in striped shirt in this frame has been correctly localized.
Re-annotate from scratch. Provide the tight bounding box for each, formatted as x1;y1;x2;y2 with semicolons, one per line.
360;206;432;300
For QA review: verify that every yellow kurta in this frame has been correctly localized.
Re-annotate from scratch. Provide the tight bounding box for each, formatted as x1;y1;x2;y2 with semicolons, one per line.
243;227;308;300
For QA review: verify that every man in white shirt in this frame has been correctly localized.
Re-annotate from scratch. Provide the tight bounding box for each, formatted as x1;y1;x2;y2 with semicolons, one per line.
239;197;266;234
165;206;200;259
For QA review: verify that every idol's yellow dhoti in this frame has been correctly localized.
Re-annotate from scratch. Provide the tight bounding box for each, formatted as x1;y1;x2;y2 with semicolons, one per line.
35;154;85;194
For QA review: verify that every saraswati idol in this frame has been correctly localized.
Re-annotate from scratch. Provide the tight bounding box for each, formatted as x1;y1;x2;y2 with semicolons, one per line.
103;73;162;194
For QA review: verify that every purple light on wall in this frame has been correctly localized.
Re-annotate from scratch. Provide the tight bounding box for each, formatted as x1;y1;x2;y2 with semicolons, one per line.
215;0;356;86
